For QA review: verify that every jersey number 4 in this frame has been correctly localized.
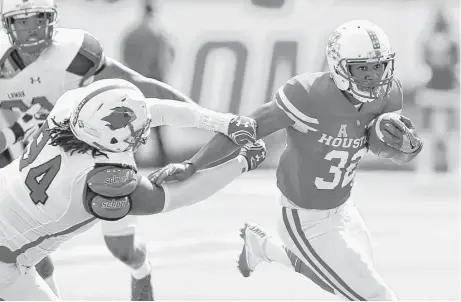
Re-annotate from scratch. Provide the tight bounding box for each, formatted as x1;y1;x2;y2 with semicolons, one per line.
19;120;62;205
314;148;367;190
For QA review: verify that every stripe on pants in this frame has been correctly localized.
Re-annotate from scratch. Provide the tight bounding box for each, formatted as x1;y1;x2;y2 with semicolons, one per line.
282;207;366;301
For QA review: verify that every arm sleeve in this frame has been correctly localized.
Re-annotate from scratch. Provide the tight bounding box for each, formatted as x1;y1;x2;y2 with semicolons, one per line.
147;99;233;134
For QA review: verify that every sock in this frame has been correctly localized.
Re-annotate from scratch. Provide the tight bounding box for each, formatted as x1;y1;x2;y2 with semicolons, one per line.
161;155;247;212
132;258;152;280
263;237;293;268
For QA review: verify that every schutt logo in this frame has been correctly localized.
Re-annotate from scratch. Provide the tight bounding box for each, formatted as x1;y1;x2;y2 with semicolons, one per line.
101;199;129;209
104;172;130;185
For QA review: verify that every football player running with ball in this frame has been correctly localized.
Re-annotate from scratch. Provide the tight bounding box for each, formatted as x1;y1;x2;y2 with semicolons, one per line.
151;20;423;301
0;78;265;301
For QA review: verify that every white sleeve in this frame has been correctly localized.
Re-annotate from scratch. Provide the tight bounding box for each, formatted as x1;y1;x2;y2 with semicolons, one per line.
147;98;235;134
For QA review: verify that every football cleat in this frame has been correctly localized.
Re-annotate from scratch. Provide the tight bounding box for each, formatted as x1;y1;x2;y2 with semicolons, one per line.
237;222;271;278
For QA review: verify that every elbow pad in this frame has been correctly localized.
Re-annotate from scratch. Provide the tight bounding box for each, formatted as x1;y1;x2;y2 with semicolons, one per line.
84;165;138;221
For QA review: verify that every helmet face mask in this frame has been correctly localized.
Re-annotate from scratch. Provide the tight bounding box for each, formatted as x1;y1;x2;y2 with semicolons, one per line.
1;0;57;52
122;117;152;153
326;20;396;103
337;56;395;101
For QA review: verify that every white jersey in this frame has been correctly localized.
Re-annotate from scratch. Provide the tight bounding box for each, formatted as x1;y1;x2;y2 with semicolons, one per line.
0;90;136;268
0;28;104;154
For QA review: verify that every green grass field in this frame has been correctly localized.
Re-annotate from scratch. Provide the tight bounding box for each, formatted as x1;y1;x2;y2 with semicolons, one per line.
53;170;459;300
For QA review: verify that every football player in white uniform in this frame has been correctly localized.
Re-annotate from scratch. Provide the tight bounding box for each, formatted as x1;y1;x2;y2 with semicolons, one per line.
0;0;246;299
0;78;266;301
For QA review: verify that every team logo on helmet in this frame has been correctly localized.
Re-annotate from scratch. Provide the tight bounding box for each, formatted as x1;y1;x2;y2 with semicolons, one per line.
102;106;137;130
327;30;342;61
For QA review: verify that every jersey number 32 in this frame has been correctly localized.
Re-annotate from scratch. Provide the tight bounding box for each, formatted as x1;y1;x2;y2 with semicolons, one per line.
314;148;367;190
19;120;61;205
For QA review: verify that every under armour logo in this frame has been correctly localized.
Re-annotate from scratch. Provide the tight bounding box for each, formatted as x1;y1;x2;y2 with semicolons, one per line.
30;77;41;84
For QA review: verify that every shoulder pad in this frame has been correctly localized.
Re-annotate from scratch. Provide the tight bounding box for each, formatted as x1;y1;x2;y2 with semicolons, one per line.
87;165;138;197
86;193;132;221
274;74;320;133
66;30;105;79
382;77;403;114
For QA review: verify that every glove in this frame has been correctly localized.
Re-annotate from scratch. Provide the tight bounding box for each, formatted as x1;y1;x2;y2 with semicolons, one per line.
239;140;267;172
398;115;423;154
227;116;257;146
384;114;423;154
148;161;197;186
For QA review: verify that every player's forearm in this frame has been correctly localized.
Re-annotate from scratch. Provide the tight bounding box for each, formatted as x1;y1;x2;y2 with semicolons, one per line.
147;99;234;134
160;155;247;212
190;133;241;170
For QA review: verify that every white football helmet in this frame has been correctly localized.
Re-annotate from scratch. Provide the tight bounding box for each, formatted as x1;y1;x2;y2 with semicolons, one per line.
70;79;152;153
326;20;395;103
1;0;58;49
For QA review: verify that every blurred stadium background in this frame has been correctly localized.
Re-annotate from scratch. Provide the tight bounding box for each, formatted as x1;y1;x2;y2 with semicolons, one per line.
5;0;461;300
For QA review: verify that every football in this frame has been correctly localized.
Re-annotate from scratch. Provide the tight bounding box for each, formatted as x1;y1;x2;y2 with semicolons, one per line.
367;112;404;158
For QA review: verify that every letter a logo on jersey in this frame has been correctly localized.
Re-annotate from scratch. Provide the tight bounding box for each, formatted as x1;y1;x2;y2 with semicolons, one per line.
337;124;348;138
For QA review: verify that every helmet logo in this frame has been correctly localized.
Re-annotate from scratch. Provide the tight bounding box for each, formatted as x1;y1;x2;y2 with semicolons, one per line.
327;30;341;60
102;106;137;130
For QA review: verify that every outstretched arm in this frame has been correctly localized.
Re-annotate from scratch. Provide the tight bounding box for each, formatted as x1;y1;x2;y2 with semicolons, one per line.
95;57;257;145
190;100;294;170
130;141;266;214
129;155;249;215
84;147;263;218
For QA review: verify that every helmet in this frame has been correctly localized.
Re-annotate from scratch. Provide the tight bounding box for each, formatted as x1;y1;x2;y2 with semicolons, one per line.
1;0;58;50
326;20;395;103
70;79;152;153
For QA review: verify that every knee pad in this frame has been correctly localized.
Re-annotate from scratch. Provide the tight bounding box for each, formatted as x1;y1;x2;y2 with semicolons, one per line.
35;256;54;279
